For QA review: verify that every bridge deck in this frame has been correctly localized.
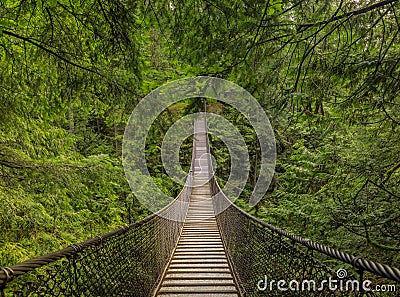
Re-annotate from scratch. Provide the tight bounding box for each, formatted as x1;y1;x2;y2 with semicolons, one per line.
155;119;239;297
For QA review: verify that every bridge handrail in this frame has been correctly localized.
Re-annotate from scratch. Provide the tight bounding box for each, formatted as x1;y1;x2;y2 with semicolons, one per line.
203;113;399;283
0;173;192;290
211;178;400;283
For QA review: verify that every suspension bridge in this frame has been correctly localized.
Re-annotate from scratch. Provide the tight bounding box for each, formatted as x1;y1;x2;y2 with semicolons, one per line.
0;118;399;297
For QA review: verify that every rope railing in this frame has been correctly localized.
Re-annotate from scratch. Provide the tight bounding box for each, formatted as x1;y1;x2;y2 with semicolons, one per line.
203;116;399;296
0;174;192;297
211;180;400;296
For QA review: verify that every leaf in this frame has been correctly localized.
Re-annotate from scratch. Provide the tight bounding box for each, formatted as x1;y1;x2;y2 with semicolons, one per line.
46;0;58;7
267;7;275;16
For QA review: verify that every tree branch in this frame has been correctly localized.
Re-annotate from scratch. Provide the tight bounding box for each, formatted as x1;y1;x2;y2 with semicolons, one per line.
2;29;104;77
297;0;398;33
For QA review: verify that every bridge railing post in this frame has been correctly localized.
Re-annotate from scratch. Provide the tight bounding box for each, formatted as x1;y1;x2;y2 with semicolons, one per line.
187;170;192;200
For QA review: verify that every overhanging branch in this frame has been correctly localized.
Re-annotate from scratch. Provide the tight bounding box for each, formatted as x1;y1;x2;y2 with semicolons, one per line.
2;29;104;77
297;0;398;33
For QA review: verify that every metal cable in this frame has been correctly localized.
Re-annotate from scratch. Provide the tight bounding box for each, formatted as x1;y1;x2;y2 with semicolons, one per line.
0;174;192;297
203;119;399;295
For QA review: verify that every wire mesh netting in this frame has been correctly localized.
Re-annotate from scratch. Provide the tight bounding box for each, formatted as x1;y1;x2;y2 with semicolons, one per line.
0;180;191;297
202;109;399;296
211;182;399;297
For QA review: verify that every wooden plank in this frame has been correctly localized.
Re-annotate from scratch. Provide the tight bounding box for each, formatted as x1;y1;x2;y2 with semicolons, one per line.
155;119;239;297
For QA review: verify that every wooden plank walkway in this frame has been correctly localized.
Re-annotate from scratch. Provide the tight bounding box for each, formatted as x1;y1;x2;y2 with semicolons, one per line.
155;119;239;297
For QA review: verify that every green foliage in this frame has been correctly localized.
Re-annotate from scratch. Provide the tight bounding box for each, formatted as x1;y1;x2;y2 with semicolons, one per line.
0;153;136;266
0;0;147;265
1;0;399;272
152;0;400;267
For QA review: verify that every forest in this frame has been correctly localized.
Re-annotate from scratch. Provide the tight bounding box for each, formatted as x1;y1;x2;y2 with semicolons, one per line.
0;0;399;274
